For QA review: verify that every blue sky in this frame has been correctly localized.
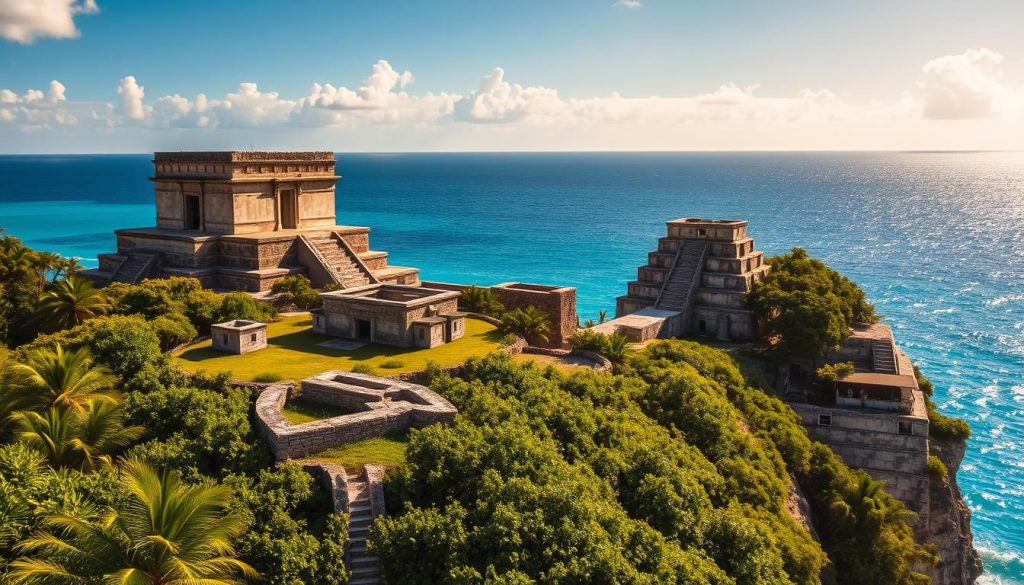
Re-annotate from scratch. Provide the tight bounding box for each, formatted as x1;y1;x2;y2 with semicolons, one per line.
1;0;1023;152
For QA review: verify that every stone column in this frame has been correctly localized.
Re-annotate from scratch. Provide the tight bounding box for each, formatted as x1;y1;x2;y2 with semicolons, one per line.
273;179;281;231
177;181;185;230
198;180;206;232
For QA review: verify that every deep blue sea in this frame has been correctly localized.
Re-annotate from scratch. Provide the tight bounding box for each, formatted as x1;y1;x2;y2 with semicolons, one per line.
1;152;1022;583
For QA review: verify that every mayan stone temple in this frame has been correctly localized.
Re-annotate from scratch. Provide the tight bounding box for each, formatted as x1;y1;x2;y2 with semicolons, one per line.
81;151;419;291
599;218;768;342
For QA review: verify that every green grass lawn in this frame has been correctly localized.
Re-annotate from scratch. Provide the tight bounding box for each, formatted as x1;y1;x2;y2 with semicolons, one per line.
173;314;504;381
311;432;409;472
280;397;355;425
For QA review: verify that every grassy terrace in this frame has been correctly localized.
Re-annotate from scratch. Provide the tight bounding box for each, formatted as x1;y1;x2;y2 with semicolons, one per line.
173;314;504;381
310;432;410;472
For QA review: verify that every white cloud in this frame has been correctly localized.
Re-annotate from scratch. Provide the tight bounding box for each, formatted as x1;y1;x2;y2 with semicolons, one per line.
2;51;1024;150
454;67;566;123
614;0;642;8
918;48;1017;120
117;76;148;120
0;0;99;44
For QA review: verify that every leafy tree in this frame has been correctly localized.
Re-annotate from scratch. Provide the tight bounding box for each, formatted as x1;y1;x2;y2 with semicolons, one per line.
459;286;504;317
33;275;109;333
150;312;198;351
749;247;878;358
500;305;551;344
3;345;118;415
11;400;141;472
226;464;349;585
7;458;257;585
217;292;277;324
88;315;162;379
598;309;608;324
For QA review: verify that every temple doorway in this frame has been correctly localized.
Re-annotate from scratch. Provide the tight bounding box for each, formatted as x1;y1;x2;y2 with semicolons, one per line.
183;195;200;230
280;189;297;229
355;318;372;341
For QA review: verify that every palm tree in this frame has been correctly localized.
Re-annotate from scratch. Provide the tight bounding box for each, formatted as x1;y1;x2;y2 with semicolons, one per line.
11;400;142;472
8;458;258;585
598;310;607;324
601;333;631;364
501;305;551;344
460;286;505;317
4;345;118;415
34;275;109;332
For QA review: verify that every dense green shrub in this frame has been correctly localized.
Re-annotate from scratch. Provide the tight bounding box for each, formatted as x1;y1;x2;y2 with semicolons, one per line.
218;292;277;324
914;366;971;441
88;315;162;379
749;247;878;357
376;350;829;584
927;455;948;483
501;305;551;344
150;312;198;351
270;275;323;310
226;464;349;585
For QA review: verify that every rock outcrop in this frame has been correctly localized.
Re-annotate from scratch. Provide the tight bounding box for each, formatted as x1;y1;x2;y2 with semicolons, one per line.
926;438;983;584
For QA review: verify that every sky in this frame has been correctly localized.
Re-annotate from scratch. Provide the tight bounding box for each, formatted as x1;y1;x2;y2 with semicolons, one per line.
1;0;1023;153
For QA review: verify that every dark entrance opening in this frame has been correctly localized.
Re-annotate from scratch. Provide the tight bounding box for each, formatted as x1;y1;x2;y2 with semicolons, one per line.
789;363;802;379
183;195;200;230
280;189;297;229
698;319;707;333
355;318;371;341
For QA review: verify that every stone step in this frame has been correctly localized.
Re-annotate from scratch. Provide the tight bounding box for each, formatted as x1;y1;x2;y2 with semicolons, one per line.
348;576;381;585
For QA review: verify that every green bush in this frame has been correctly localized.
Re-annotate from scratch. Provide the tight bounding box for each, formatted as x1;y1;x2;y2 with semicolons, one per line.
150;312;198;352
816;361;854;384
914;366;971;441
88;315;162;379
270;275;323;310
459;286;504;317
253;372;283;383
350;363;379;376
749;247;879;357
927;455;948;483
217;292;277;324
379;359;404;370
501;306;551;344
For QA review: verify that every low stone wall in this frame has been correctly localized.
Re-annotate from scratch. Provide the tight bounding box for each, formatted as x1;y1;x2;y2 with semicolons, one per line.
365;464;387;520
254;377;458;460
521;346;613;372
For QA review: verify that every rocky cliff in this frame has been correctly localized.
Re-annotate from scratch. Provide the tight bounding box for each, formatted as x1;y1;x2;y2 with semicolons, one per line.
925;438;983;584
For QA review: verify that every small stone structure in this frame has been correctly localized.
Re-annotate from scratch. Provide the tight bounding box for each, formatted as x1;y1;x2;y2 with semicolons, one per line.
785;323;931;524
210;319;267;354
419;280;578;349
255;371;457;460
602;218;768;342
312;284;466;348
80;151;419;291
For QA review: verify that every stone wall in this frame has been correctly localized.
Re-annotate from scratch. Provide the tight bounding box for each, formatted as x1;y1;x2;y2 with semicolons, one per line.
255;377;458;461
792;401;931;523
420;281;578;349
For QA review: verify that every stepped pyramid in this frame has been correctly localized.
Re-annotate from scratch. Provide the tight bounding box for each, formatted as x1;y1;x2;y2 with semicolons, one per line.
80;152;419;291
610;218;768;341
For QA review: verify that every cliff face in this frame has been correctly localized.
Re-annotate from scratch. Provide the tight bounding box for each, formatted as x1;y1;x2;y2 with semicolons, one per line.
926;438;982;585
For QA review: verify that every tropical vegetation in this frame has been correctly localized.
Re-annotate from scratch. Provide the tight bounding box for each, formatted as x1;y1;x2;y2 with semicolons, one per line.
749;247;878;358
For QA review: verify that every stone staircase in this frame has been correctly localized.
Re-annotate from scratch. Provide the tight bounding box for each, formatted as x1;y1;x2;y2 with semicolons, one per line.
109;251;159;284
655;241;709;311
872;339;899;374
305;232;377;289
346;472;381;585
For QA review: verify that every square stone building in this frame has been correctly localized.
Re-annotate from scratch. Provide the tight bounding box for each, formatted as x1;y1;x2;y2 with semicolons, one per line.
211;319;268;354
312;284;466;348
81;151;419;292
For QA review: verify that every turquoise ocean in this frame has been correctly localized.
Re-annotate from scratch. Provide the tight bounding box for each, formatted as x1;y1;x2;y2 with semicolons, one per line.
1;152;1022;583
